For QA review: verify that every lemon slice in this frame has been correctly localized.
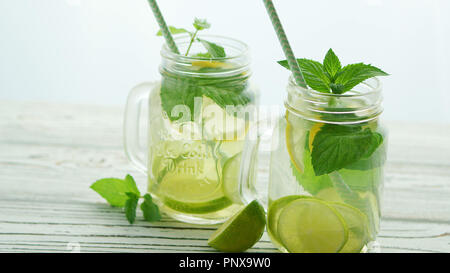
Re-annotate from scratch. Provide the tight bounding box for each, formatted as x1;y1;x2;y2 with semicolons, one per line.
331;202;369;253
208;200;266;252
286;111;325;174
277;198;348;253
285;112;307;173
308;122;323;152
192;60;232;69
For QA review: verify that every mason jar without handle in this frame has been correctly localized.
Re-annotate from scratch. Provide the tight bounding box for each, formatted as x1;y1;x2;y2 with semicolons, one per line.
242;76;387;253
124;35;259;225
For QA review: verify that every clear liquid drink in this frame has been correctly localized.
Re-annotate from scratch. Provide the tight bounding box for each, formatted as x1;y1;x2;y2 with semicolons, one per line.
266;77;386;253
125;36;258;224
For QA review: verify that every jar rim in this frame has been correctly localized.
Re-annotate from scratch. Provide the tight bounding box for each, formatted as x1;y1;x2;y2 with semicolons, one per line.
161;34;250;62
285;76;383;124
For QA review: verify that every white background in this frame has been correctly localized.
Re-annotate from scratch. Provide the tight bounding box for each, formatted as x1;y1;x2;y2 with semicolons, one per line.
0;0;449;124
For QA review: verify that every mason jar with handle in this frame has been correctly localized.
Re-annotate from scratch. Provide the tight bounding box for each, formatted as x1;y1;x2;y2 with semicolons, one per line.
241;76;387;253
124;35;259;225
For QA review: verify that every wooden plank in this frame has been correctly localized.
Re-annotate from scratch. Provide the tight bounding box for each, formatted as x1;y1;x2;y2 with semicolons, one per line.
0;199;448;253
0;101;449;253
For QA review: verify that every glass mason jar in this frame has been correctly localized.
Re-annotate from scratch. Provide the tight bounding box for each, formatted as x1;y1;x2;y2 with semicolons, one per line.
264;76;387;253
124;35;259;225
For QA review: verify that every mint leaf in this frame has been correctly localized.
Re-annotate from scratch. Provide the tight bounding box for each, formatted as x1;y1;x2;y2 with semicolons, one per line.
141;194;161;222
124;174;141;196
198;39;226;58
156;26;189;36
311;124;383;176
160;67;250;121
323;48;341;80
335;63;389;93
160;77;200;121
125;192;139;224
193;18;211;30
278;59;330;93
329;83;346;94
201;85;252;109
193;52;213;59
90;175;140;207
277;49;388;94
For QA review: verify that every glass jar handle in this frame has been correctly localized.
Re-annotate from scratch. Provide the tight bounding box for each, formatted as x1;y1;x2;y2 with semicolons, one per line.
123;82;156;173
239;118;275;210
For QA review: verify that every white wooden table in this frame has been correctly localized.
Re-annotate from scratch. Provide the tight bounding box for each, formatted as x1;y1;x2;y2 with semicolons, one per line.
0;101;449;253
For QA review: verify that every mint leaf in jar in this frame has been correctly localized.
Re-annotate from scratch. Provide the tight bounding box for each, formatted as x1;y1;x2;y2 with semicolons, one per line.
198;39;226;58
278;58;330;93
334;63;388;93
278;48;388;94
323;48;342;80
310;124;383;176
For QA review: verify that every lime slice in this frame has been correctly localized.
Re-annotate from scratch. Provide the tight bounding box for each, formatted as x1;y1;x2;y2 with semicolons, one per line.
202;96;248;141
315;187;344;203
267;195;311;242
222;153;243;204
208;200;266;252
157;155;231;214
162;195;232;214
277;198;348;253
331;202;369;253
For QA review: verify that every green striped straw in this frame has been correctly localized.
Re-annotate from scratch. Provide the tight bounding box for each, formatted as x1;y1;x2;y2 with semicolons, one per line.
262;0;307;88
263;0;352;196
146;0;180;54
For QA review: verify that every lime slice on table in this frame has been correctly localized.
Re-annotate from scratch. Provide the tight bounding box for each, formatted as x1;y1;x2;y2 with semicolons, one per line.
208;200;266;252
277;198;349;253
267;195;311;242
331;202;369;253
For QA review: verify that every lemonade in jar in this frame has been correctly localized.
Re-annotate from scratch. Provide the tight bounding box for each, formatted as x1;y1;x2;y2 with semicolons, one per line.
266;49;388;253
125;20;258;224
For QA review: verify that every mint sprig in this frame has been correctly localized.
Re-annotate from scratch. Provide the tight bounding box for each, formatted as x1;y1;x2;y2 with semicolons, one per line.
278;49;389;94
90;175;140;207
90;174;161;224
157;18;225;58
157;18;252;122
